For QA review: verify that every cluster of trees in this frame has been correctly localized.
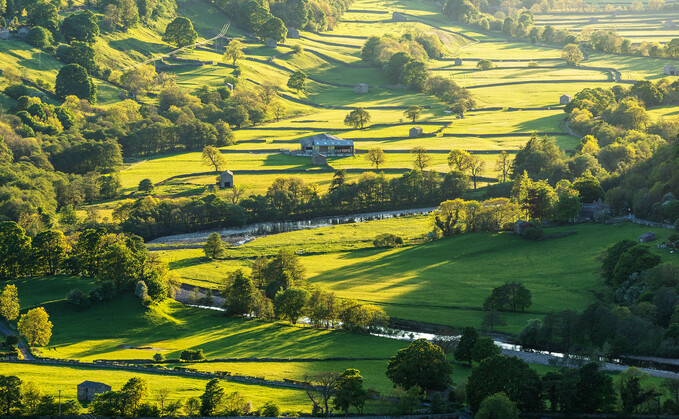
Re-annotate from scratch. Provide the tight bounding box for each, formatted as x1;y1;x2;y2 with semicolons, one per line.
0;375;80;416
211;0;351;34
216;250;388;331
114;167;473;239
360;34;474;111
1;284;54;348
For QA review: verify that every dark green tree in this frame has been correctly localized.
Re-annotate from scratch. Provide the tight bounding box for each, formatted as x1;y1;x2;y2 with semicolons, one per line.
57;41;97;73
200;379;224;416
27;1;59;34
162;17;198;47
55;64;97;103
483;283;532;312
0;222;31;279
576;362;616;413
274;287;309;323
26;26;54;49
0;375;22;415
612;245;662;286
32;230;70;276
333;368;367;414
344;107;371;129
471;336;501;363
203;232;226;259
454;326;479;366
257;16;287;42
475;392;520;419
386;339;453;391
222;269;258;316
287;71;307;93
61;10;100;43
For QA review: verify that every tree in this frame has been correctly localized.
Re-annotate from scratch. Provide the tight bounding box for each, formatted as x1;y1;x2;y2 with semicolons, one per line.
387;339;453;391
344;107;371;129
27;2;59;34
484;283;532;312
287;71;307;93
203;232;227;259
257;16;287;42
401;60;428;91
22;381;43;414
55;64;96;103
0;222;31;279
32;230;70;275
26;26;54;49
468;155;486;189
223;40;245;65
118;0;140;30
471;336;501;363
454;326;479;366
138;179;154;194
202;145;228;172
162;17;198;47
102;4;122;29
121;65;157;97
120;377;148;415
475;392;520;419
404;105;423;122
411;146;431;170
222;269;259;316
482;310;506;331
477;59;494;70
61;10;100;43
57;41;97;73
562;44;584;65
274;287;309;323
447;149;473;172
0;285;19;322
577;362;616;413
495;151;512;182
466;355;543;412
303;371;338;416
0;375;22;415
364;147;385;169
333;369;367;414
200;379;224;416
18;307;53;347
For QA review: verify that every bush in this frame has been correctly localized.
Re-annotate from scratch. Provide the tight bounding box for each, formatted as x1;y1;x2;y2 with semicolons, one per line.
521;226;543;240
66;289;90;309
261;401;280;417
477;59;494;70
373;233;404;248
5;335;19;346
527;61;538;68
4;84;31;99
153;352;165;362
180;349;205;361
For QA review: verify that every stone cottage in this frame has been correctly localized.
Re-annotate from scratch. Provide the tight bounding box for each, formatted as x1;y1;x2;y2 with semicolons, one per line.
77;381;111;402
219;170;234;189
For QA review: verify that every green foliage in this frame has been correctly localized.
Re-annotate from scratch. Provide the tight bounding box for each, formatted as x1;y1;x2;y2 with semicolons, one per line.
483;282;532;312
257;16;287;43
26;26;54;49
0;375;22;415
55;64;97;103
344;107;371;129
203;232;227;259
471;336;500;363
26;1;59;34
274;287;309;323
333;368;367;414
180;349;205;361
162;17;198;47
200;378;224;416
57;42;97;73
286;71;307;92
386;339;452;391
0;222;31;279
373;233;404;248
454;326;478;365
477;59;494;70
61;10;100;44
475;392;519;419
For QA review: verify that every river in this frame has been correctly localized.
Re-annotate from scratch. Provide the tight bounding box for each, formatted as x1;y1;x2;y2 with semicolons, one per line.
148;207;437;245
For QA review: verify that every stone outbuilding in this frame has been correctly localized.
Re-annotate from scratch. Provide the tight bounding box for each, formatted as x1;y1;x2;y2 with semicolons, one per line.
311;152;328;166
639;232;657;243
409;126;423;138
514;220;534;235
218;170;234;189
266;38;278;48
665;65;677;76
454;57;463;66
392;11;407;22
560;94;572;105
300;133;354;156
354;83;369;94
579;198;610;221
287;28;300;39
77;381;111;402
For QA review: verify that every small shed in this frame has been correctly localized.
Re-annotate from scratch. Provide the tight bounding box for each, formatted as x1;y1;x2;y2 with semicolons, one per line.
266;38;278;48
392;11;407;22
454;57;462;66
354;83;369;94
514;220;534;235
218;170;234;189
287;28;300;39
0;28;9;41
17;27;29;39
311;152;327;166
665;65;677;76
560;94;572;105
77;381;111;402
639;232;656;243
409;126;423;138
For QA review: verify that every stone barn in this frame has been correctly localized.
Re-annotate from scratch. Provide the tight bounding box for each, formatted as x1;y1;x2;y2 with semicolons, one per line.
560;94;572;105
287;28;300;39
665;65;677;76
393;11;407;21
300;133;354;156
77;381;111;402
409;126;423;138
638;232;656;243
354;83;369;94
218;170;234;189
266;38;278;48
311;152;327;166
454;57;462;66
579;198;610;221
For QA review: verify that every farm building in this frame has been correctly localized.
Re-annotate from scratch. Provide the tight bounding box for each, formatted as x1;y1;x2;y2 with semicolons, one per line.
579;199;610;221
454;57;462;66
311;152;328;166
300;133;354;156
354;83;369;94
638;232;656;243
218;170;234;189
559;94;572;105
514;220;534;235
665;65;677;76
0;28;8;40
287;28;300;39
77;381;111;402
409;127;423;137
266;38;278;48
393;11;407;21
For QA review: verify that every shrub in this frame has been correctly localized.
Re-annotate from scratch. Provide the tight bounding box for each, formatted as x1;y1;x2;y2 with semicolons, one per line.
373;233;405;248
66;289;90;309
477;59;494;70
522;226;543;240
261;401;280;417
4;84;31;99
153;352;165;362
180;349;205;361
527;61;538;68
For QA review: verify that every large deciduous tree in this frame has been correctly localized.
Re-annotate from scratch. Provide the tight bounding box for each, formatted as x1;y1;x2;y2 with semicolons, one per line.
223;40;245;65
61;10;100;43
55;64;97;103
344;107;371;129
0;285;19;322
18;307;53;347
483;282;532;312
0;375;22;415
387;339;453;391
411;146;431;170
202;145;227;172
32;230;70;276
562;44;584;65
162;17;198;47
274;287;309;323
0;222;31;279
203;232;226;259
257;16;287;42
287;71;307;92
364;147;385;169
333;368;367;414
27;1;59;34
